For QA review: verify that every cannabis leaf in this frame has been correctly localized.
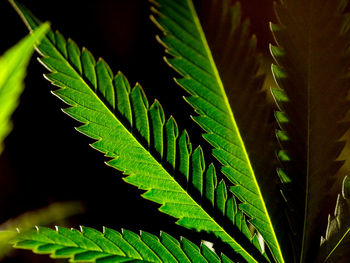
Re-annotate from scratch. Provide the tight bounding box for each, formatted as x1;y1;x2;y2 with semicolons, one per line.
271;0;350;261
0;201;83;259
10;1;270;262
150;0;284;262
0;22;86;260
0;22;48;154
12;226;235;263
317;176;350;263
196;0;279;204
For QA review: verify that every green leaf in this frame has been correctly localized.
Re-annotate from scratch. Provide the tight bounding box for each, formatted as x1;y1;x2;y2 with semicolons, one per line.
12;226;232;263
317;176;350;263
196;0;280;208
150;0;284;262
10;1;268;262
0;23;49;257
271;0;350;261
0;22;49;155
0;201;84;259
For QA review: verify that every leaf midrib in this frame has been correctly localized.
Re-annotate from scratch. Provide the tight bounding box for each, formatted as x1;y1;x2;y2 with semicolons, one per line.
17;238;146;261
186;0;284;262
42;32;258;263
301;2;314;261
323;227;350;262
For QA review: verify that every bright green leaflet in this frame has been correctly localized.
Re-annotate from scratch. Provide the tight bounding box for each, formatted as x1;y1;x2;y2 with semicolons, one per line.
150;1;284;262
0;23;49;154
12;226;235;263
10;1;269;262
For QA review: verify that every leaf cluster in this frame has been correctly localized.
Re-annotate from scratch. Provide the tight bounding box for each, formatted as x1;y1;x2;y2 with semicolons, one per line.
2;0;350;262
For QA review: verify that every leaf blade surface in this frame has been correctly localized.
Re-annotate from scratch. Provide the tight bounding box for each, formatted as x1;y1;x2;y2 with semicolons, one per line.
12;226;232;263
10;1;268;262
317;176;350;263
271;0;350;260
151;0;283;262
0;23;48;154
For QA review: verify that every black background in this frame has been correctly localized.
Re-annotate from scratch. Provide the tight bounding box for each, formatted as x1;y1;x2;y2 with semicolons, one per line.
0;0;275;262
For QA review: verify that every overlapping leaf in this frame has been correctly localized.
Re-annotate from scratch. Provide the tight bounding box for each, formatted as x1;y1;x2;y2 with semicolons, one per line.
10;1;270;262
196;0;279;202
150;0;283;262
0;23;86;260
0;201;83;259
317;176;350;263
12;226;236;263
271;0;350;261
0;23;48;154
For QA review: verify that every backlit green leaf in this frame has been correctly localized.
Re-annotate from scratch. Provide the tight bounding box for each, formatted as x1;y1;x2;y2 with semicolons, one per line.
151;0;283;262
12;226;232;263
10;1;268;262
0;23;48;154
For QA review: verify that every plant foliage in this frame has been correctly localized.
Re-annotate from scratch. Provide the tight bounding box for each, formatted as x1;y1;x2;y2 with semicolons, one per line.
150;1;283;262
0;23;48;154
0;22;47;257
0;201;84;259
5;0;350;262
0;23;85;260
9;0;269;262
12;226;235;263
270;0;350;261
317;176;350;262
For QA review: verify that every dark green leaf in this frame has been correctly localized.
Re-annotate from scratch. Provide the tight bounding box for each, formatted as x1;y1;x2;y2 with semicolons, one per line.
317;176;350;263
271;0;350;261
